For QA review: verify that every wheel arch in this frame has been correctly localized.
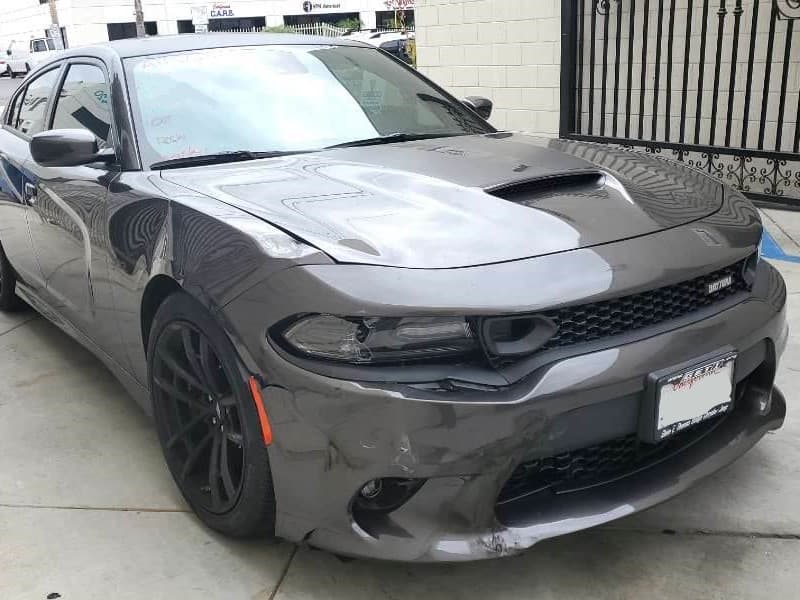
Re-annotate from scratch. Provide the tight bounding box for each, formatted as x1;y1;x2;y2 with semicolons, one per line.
140;274;182;354
133;195;327;374
139;274;259;376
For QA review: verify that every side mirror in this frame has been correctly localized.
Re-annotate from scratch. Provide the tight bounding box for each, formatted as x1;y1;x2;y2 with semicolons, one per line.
462;96;493;120
30;129;115;167
6;49;11;56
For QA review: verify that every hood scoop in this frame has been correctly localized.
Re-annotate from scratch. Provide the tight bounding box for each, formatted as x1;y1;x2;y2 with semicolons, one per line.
488;171;605;204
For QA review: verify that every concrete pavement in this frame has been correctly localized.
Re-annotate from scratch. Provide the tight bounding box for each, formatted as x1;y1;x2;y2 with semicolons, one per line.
0;75;21;110
0;209;798;599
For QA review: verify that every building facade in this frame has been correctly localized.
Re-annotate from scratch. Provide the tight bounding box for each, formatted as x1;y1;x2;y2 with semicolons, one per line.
0;0;416;48
415;0;561;137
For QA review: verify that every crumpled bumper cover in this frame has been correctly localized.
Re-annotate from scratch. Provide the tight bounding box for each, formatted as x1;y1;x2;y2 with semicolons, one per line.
308;387;785;561
223;258;787;562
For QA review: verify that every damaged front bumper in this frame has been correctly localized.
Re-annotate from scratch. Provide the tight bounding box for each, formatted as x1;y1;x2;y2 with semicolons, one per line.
223;255;788;561
307;385;785;562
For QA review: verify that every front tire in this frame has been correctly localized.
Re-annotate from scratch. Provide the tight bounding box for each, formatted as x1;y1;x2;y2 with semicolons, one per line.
0;243;22;311
147;292;276;538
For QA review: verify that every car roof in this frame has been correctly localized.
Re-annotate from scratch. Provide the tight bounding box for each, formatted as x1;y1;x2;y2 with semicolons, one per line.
345;31;412;40
57;33;370;60
371;33;414;43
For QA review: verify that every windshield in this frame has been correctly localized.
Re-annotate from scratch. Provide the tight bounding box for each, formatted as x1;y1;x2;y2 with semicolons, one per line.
125;44;493;168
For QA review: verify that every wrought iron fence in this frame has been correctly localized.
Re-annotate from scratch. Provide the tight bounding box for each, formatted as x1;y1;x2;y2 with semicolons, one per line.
560;0;800;206
289;23;349;37
210;23;346;36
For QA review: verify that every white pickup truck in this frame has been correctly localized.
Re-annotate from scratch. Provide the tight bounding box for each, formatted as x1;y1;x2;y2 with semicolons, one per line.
1;37;64;78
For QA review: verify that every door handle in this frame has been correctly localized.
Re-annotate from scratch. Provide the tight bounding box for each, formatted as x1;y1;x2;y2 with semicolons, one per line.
23;182;37;205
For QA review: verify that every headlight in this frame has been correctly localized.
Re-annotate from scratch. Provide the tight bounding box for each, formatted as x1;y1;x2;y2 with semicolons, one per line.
276;314;479;364
742;231;763;287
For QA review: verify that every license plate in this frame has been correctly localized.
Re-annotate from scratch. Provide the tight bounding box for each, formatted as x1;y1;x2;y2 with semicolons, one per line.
654;354;736;440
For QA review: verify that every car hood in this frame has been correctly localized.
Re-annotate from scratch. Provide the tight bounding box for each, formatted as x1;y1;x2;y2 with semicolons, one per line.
162;134;724;268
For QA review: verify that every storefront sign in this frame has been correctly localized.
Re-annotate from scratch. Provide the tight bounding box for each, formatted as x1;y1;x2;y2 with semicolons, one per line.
302;1;343;12
384;0;415;8
210;3;234;17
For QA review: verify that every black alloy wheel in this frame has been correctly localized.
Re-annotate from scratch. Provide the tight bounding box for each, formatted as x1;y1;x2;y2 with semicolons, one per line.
152;322;246;513
148;292;275;537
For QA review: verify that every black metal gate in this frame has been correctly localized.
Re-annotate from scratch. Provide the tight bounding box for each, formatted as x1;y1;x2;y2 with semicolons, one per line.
560;0;800;206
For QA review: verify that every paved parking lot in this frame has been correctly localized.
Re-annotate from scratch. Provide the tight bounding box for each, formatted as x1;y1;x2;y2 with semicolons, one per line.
0;75;20;108
0;75;798;595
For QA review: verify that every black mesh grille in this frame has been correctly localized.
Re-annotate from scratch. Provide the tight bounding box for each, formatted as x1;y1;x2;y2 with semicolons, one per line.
535;260;750;353
497;414;725;505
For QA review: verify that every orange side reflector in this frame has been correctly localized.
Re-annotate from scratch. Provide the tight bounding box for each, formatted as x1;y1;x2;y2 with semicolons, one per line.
248;376;273;446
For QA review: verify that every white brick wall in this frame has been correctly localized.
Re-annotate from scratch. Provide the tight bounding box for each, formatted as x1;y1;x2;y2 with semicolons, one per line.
416;0;800;149
416;0;562;136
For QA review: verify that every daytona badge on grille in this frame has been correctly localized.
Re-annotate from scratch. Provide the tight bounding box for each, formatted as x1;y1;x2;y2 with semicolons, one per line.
706;274;733;295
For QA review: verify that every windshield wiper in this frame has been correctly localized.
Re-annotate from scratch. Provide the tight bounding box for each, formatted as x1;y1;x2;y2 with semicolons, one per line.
324;132;463;149
151;150;309;170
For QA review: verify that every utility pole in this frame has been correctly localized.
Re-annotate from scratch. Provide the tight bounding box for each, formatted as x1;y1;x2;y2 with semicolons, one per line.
133;0;146;37
47;0;64;48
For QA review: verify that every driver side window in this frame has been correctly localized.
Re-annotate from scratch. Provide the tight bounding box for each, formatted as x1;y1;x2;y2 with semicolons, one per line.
51;63;112;149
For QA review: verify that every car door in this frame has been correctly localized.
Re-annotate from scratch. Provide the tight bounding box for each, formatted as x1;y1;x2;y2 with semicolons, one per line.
24;60;120;354
0;66;61;287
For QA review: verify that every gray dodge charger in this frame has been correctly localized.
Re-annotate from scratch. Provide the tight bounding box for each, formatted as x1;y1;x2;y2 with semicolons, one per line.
0;35;787;561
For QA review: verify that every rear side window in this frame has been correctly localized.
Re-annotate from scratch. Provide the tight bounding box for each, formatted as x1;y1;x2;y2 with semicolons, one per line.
52;64;112;148
15;68;60;136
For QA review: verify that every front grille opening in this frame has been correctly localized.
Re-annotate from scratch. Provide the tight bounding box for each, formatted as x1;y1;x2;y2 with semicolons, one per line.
488;317;537;343
497;411;729;508
485;259;751;360
481;315;560;357
496;360;767;509
495;348;776;526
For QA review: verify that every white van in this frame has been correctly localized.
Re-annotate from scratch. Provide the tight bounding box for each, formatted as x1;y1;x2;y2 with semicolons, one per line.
27;37;64;68
0;40;31;78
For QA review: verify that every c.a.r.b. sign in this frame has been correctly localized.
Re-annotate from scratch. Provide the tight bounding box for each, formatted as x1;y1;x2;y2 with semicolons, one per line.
210;3;234;17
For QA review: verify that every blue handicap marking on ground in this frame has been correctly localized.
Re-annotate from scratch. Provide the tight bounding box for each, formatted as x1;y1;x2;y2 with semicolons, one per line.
761;229;800;263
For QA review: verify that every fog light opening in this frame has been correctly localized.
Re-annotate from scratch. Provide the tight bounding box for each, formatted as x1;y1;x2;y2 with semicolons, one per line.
353;478;426;515
360;479;383;500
